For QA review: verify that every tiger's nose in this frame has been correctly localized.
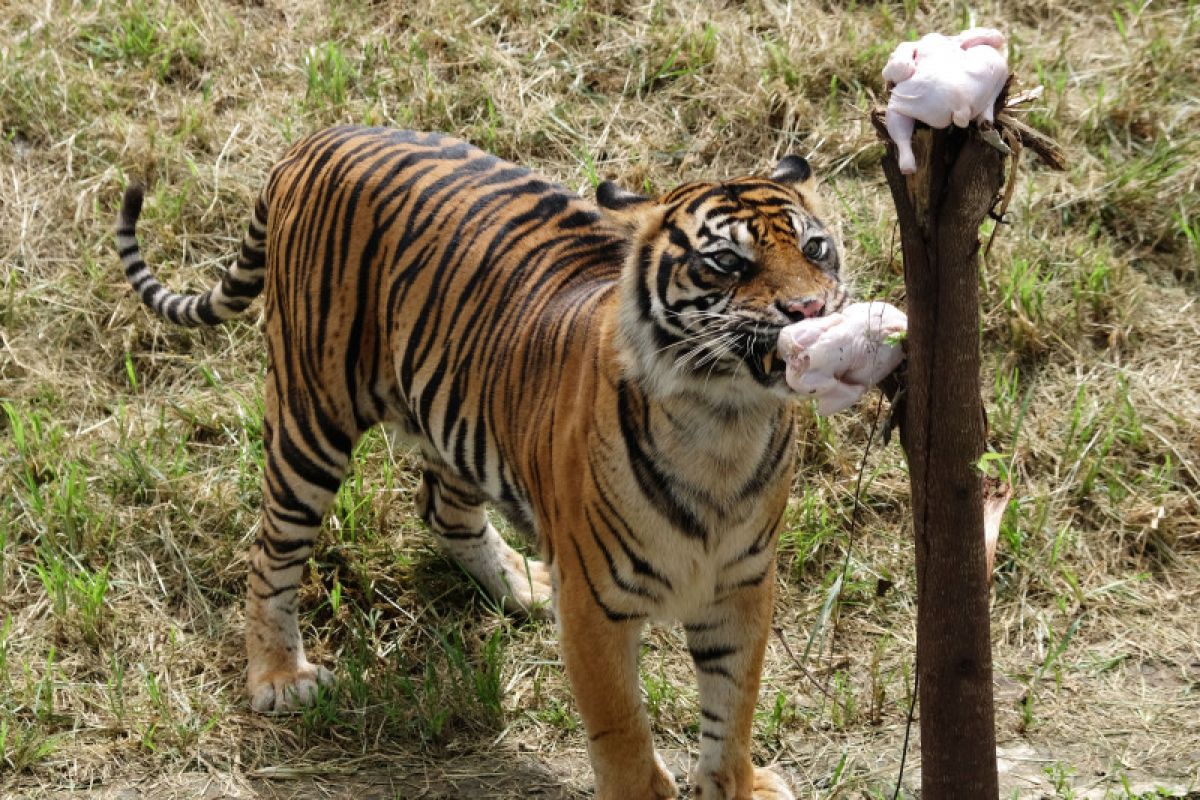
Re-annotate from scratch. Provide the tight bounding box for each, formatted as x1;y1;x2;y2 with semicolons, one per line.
778;297;825;322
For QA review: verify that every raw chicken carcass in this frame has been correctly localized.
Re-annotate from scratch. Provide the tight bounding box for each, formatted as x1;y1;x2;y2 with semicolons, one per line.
883;27;1009;174
777;301;907;415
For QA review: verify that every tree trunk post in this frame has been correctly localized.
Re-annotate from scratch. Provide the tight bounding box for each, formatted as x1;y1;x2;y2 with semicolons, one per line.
872;116;1005;797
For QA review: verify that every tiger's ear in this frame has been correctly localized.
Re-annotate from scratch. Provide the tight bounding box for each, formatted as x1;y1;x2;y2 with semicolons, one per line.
596;180;650;210
770;155;813;188
596;181;657;236
771;155;824;213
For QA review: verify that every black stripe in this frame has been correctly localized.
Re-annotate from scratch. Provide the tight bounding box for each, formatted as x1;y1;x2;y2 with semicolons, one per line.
275;422;343;494
435;527;488;541
616;380;707;541
196;302;222;325
247;563;294;599
684;620;722;634
222;276;263;299
733;416;793;505
569;536;645;623
585;508;661;601
588;470;674;591
139;282;165;308
264;454;324;527
717;570;769;595
722;516;780;569
689;644;738;666
256;528;315;556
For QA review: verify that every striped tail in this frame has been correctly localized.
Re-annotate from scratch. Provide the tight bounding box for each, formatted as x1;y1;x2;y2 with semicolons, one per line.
116;183;268;326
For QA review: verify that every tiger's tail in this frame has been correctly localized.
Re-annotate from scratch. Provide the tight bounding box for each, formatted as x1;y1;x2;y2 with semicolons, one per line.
115;183;268;326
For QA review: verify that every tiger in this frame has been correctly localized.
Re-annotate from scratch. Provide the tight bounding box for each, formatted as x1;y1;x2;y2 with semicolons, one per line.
115;125;845;800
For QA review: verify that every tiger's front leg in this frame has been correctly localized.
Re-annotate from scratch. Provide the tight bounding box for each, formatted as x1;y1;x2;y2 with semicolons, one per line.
556;554;678;800
685;563;795;800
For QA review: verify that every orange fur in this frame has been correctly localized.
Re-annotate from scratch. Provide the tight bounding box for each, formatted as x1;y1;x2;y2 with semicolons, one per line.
117;126;845;798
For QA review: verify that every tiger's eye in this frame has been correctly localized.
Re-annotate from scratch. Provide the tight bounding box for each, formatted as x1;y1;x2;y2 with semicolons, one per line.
802;238;827;260
708;250;743;272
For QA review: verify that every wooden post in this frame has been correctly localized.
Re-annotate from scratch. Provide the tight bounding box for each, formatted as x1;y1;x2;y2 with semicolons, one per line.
872;116;1005;797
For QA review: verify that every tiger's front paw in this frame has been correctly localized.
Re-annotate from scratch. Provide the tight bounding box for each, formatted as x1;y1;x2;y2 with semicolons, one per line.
248;661;334;713
596;751;678;800
750;767;795;800
693;766;794;800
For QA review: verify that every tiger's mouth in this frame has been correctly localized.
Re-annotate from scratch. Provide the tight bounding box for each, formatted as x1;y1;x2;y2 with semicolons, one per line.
689;315;786;384
666;299;840;385
748;288;846;382
738;296;842;383
742;321;788;383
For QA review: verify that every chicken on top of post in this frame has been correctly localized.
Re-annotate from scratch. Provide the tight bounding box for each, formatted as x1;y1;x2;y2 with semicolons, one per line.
883;27;1009;174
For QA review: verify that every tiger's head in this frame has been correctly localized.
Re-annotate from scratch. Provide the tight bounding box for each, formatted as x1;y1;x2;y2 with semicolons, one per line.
599;156;847;402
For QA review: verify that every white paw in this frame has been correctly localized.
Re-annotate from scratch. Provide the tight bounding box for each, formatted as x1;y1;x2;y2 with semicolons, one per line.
693;766;794;800
248;662;335;713
495;549;555;620
752;766;795;800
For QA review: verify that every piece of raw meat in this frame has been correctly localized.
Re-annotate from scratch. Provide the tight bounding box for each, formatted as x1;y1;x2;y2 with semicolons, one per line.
777;301;907;414
883;27;1009;174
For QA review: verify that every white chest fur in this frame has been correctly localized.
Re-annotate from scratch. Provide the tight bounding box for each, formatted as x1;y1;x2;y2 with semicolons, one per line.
586;390;792;622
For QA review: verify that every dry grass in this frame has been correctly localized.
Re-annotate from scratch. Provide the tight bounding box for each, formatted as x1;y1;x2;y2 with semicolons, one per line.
2;0;1199;798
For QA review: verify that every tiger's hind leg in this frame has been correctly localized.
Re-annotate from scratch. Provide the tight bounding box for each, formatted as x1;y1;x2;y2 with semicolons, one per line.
245;380;360;713
415;464;553;619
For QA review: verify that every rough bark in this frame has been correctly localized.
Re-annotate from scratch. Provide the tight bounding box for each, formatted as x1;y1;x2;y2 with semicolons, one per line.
871;113;1005;798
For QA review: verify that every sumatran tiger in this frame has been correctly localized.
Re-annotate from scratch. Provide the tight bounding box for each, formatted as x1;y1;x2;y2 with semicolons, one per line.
115;126;845;800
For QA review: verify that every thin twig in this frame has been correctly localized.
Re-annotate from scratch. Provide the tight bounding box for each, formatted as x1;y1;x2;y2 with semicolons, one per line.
892;671;919;800
824;390;887;691
771;626;835;701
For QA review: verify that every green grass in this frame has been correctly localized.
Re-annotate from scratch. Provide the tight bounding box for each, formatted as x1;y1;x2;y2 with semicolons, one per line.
1;0;1199;797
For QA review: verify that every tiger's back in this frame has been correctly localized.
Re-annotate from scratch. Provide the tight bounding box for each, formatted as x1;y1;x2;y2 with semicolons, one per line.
257;127;619;522
117;125;846;800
